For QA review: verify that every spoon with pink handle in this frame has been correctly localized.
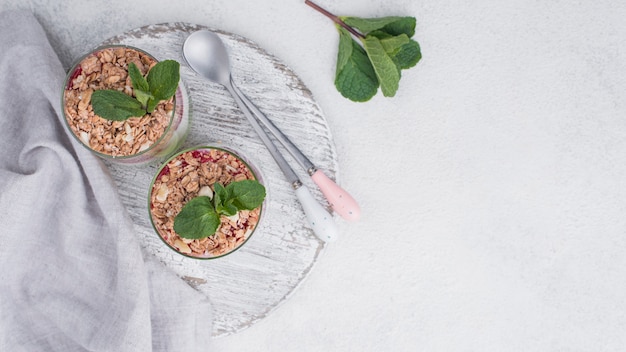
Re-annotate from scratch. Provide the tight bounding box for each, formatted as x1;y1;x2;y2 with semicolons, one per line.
231;84;360;221
184;30;339;242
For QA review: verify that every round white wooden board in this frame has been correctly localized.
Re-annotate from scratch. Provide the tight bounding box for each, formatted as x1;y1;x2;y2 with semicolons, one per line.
99;23;339;337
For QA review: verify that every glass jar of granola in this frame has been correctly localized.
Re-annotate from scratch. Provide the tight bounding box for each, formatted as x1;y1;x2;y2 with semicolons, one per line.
148;146;266;259
62;45;190;164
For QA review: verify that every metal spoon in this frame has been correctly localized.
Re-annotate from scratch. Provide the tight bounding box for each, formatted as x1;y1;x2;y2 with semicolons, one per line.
183;29;338;242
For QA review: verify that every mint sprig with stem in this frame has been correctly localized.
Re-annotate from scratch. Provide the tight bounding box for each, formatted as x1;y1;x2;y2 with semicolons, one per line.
173;180;266;240
305;0;421;102
91;59;180;121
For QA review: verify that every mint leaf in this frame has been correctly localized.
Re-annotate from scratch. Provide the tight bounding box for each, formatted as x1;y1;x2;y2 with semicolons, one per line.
128;62;153;107
134;90;153;109
378;33;410;53
341;16;404;34
336;25;353;71
146;97;159;114
369;32;422;70
147;60;179;106
363;36;401;97
334;27;379;102
220;201;239;217
226;180;266;210
379;17;416;37
213;182;229;213
128;62;149;92
91;89;145;121
213;183;239;216
341;16;415;37
390;40;421;70
214;180;265;215
174;196;220;239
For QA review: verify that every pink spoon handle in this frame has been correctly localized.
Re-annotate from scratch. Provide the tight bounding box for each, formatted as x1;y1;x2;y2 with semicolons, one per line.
311;170;360;221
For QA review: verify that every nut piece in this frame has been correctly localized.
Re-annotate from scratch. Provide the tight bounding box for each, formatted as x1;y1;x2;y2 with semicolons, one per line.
198;185;213;199
79;131;90;145
155;184;169;202
174;239;192;254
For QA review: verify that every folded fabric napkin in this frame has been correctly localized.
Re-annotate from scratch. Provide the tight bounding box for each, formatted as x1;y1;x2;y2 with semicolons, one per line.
0;10;212;351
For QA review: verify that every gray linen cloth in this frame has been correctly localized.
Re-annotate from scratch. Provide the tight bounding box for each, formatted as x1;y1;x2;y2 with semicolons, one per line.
0;10;213;351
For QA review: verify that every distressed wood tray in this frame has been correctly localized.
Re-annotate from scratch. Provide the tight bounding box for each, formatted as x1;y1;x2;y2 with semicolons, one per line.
99;23;339;337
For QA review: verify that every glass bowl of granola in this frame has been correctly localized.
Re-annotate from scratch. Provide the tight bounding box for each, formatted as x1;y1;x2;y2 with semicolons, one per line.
148;146;266;259
62;45;190;164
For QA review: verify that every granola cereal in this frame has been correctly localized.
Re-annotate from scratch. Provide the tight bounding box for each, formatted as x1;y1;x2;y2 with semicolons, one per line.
149;148;263;258
63;46;174;158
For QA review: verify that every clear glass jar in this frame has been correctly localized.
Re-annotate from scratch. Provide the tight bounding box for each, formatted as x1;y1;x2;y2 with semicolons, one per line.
148;146;266;259
61;45;190;164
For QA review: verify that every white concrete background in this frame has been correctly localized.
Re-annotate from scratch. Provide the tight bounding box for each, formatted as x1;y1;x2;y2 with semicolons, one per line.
3;0;626;350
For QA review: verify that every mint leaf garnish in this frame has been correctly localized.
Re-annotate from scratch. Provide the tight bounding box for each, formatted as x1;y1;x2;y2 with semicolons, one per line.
226;180;266;210
128;62;153;108
305;1;421;102
174;179;266;239
173;196;220;240
213;183;237;216
146;60;180;112
128;62;149;92
91;90;145;121
90;59;180;120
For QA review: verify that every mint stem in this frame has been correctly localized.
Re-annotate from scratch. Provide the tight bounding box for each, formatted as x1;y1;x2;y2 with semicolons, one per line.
305;0;366;39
